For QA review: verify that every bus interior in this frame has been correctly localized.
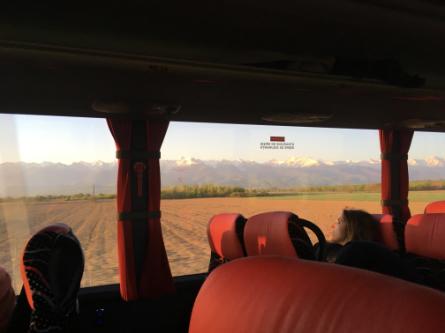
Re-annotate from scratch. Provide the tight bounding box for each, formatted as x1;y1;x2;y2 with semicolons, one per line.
2;1;445;332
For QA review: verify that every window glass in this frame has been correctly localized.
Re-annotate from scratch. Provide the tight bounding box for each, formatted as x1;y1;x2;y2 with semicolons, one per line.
0;114;117;291
161;123;382;276
408;131;445;214
0;115;391;287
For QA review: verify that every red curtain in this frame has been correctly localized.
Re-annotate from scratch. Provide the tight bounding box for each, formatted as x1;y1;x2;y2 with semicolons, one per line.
139;120;173;297
107;118;174;300
379;129;414;222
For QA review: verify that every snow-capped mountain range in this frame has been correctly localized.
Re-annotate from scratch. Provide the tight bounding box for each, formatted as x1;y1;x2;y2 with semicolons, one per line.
1;156;445;196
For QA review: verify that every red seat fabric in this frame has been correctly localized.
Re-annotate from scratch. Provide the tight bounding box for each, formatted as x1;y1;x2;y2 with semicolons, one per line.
0;266;15;332
244;212;303;257
424;200;445;214
372;214;398;251
207;213;246;261
189;256;445;333
405;214;445;260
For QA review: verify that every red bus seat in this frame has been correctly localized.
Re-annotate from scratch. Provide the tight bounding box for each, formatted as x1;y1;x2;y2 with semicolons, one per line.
405;214;445;291
207;213;246;271
405;214;445;260
372;214;399;251
424;200;445;213
0;266;15;332
189;256;445;333
244;211;314;260
20;223;84;331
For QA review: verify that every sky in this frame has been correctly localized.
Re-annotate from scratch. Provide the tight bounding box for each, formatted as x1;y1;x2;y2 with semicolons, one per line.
0;114;443;163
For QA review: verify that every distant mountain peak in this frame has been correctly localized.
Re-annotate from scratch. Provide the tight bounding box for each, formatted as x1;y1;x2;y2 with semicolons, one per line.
2;157;445;197
269;157;321;167
175;157;200;167
426;156;445;167
408;156;445;167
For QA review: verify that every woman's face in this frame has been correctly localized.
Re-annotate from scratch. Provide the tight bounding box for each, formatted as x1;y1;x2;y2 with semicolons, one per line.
330;214;347;244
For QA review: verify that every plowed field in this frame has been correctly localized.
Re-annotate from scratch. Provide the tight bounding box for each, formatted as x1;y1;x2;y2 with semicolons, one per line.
0;198;427;291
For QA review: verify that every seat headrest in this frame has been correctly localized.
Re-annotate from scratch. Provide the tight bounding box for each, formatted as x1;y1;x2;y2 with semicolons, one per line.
0;267;15;331
20;223;84;311
189;256;445;333
406;214;445;260
372;214;398;251
39;223;72;235
207;214;246;260
424;201;445;214
244;211;298;257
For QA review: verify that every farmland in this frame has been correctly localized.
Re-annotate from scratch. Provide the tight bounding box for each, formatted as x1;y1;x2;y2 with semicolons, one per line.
0;192;440;291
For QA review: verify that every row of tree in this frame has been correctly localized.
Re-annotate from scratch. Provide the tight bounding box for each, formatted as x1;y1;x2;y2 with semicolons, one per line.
161;184;269;199
2;180;445;202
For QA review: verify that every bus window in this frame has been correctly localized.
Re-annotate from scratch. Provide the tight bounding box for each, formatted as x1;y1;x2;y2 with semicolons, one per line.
161;122;381;276
408;131;445;214
0;114;117;291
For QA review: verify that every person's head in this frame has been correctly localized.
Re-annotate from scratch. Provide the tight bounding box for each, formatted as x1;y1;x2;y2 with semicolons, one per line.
330;209;379;245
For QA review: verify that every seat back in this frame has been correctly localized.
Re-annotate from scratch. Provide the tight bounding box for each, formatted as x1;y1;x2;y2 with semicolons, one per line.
0;266;15;332
405;214;445;291
244;211;314;259
405;214;445;260
20;223;84;315
424;200;445;213
189;256;445;333
372;214;398;251
207;213;246;271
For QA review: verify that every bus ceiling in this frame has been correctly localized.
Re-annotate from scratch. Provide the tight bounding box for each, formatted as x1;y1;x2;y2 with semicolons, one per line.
2;1;445;130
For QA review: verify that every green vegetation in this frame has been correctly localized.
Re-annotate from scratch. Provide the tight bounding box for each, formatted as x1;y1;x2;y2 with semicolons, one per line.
409;180;445;191
64;193;116;201
161;184;269;199
290;180;445;193
0;184;269;202
159;181;445;202
292;183;380;193
0;193;116;203
260;192;381;202
408;191;445;203
2;180;445;202
258;191;445;202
